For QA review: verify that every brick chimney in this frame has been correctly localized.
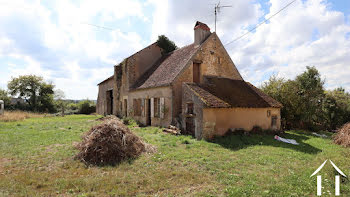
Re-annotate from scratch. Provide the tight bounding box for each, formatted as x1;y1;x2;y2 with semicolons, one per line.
194;21;211;46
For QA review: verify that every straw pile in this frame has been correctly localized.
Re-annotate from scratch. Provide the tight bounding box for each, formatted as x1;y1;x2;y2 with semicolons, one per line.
75;118;155;165
334;122;350;147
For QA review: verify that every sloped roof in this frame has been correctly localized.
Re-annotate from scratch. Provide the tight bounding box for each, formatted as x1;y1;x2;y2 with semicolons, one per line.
186;76;282;108
186;83;230;108
97;75;113;85
132;43;202;89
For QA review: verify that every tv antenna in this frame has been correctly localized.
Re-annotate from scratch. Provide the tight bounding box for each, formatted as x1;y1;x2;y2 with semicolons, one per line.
214;1;232;32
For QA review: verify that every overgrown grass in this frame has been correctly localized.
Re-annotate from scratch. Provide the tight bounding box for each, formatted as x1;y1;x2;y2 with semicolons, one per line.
0;110;47;122
1;115;350;196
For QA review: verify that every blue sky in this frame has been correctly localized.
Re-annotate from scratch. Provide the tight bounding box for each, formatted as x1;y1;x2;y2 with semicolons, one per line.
0;0;349;99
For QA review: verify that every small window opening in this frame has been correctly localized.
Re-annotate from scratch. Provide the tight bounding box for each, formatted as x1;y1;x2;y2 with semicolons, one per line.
187;103;194;114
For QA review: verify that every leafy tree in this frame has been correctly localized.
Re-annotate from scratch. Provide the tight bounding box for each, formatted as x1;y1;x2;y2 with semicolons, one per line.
0;88;11;109
295;66;325;130
54;89;67;116
156;35;177;55
7;75;56;112
262;66;350;131
261;77;302;129
78;100;96;114
323;88;350;130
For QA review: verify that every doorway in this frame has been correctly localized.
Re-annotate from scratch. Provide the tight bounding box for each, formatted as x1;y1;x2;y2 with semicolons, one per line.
186;117;195;136
146;99;151;126
123;99;128;117
106;90;113;115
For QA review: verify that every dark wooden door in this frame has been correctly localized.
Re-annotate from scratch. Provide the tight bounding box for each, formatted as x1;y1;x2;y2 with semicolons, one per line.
146;99;151;126
186;117;195;136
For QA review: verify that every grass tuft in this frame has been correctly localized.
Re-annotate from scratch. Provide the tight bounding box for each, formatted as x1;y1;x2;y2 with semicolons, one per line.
0;110;47;122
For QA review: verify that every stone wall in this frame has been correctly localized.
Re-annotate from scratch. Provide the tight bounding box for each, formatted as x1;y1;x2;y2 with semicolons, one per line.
181;83;205;139
112;43;163;117
96;77;114;115
128;86;172;127
172;33;243;121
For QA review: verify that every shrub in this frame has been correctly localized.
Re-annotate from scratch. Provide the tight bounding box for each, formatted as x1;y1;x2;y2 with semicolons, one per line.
78;100;96;114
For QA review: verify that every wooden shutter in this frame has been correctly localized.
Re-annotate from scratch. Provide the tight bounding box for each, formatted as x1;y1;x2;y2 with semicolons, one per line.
150;98;154;118
160;97;165;119
141;99;145;117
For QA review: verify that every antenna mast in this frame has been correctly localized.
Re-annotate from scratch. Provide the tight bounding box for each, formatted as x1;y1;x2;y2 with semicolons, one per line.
214;1;232;32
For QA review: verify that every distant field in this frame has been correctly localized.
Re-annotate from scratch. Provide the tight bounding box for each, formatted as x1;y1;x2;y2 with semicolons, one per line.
0;115;350;196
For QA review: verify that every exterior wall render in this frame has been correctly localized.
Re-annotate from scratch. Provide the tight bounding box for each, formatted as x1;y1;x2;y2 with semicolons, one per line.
202;107;281;138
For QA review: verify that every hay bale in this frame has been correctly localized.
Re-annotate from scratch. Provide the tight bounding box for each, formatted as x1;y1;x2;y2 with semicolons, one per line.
334;122;350;147
75;119;155;165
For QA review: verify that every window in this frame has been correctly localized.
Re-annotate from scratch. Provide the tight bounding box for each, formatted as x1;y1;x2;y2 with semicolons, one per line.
133;99;142;116
267;110;271;117
217;57;221;64
154;98;160;118
193;63;200;83
187;103;194;114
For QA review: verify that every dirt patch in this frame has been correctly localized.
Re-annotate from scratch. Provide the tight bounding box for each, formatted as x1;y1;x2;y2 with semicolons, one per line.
74;119;156;166
334;122;350;147
0;158;12;174
45;144;64;153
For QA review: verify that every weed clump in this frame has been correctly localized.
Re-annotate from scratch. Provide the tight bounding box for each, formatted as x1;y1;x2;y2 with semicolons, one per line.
334;122;350;147
75;118;156;166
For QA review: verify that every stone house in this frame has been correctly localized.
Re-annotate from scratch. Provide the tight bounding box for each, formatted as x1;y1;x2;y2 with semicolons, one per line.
97;21;282;139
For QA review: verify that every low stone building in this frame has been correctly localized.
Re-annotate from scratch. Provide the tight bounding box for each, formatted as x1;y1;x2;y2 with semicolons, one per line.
97;21;282;139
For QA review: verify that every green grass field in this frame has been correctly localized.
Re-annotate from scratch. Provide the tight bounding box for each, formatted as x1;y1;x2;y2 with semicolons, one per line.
1;115;350;196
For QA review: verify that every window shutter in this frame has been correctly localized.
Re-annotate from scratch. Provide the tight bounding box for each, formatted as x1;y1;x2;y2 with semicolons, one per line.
160;97;165;119
150;98;154;118
141;99;145;117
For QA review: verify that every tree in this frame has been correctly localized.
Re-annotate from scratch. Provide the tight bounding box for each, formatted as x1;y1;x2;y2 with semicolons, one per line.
156;35;177;55
295;66;325;130
323;88;350;130
261;77;302;129
7;75;56;112
261;66;350;131
78;100;96;114
54;89;67;116
0;88;11;109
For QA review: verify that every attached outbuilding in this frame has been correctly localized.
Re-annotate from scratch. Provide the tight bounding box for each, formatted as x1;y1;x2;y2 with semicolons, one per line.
182;76;282;139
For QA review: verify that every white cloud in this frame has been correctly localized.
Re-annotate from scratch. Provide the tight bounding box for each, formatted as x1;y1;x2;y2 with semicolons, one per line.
227;0;350;90
0;0;147;99
0;0;349;100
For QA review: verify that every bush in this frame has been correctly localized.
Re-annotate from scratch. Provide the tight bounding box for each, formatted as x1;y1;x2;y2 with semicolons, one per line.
78;100;96;114
68;103;78;111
